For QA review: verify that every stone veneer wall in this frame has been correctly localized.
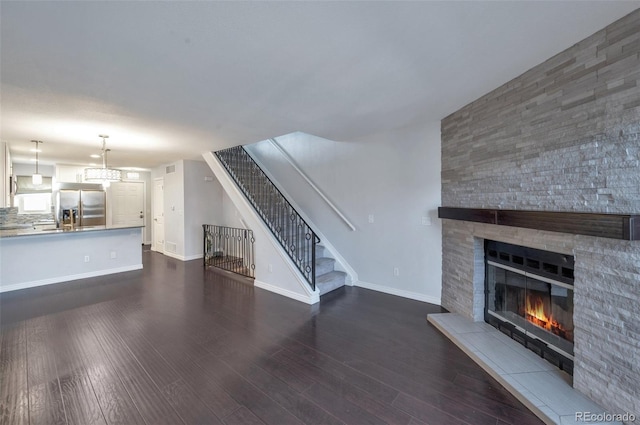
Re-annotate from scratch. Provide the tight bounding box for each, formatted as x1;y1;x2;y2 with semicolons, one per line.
440;9;640;420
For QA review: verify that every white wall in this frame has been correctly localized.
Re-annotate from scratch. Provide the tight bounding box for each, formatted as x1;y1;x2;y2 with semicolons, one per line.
152;159;225;261
245;121;442;304
183;159;223;259
13;163;55;177
0;227;143;292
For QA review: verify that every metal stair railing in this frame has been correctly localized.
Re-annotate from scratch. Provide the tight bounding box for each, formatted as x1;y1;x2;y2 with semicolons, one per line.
203;224;255;278
215;146;319;290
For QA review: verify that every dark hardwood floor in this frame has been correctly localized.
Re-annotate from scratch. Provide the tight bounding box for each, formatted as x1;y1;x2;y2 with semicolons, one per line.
1;249;543;425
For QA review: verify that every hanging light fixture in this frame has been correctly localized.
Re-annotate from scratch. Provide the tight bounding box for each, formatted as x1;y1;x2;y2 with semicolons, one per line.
31;140;43;185
84;134;122;186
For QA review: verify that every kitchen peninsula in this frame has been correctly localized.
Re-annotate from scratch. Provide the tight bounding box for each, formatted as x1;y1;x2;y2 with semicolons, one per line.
0;224;143;293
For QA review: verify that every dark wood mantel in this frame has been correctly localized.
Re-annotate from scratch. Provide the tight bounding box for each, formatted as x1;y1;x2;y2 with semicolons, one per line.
438;207;640;241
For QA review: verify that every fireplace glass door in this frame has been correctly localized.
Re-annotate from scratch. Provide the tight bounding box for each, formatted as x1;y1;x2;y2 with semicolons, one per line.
485;240;574;371
487;264;574;358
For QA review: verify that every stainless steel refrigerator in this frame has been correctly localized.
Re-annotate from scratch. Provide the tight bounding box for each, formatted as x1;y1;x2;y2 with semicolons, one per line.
56;183;106;227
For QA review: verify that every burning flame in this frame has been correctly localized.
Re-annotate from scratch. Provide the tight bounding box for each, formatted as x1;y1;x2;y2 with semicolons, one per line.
526;296;563;333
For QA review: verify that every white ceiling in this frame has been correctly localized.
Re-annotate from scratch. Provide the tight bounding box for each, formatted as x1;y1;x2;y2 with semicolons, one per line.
1;1;638;169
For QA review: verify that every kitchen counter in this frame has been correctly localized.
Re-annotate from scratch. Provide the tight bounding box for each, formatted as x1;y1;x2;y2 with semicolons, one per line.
0;224;144;238
0;225;144;293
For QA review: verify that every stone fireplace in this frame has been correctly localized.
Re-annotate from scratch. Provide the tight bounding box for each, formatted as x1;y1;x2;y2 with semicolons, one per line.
439;8;640;422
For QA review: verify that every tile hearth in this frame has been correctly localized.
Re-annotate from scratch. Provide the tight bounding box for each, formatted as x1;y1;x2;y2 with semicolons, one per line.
428;313;621;425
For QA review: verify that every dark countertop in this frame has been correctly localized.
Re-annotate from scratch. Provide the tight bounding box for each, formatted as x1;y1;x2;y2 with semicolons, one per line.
0;225;144;239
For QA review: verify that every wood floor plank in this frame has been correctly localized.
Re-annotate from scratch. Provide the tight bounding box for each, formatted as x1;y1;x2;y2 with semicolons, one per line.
348;349;543;425
215;346;344;425
28;381;67;425
58;371;106;425
0;322;27;349
57;310;146;425
392;392;470;425
194;353;305;425
202;313;285;358
25;314;70;425
151;342;240;420
84;363;146;425
26;315;64;388
303;382;388;425
0;323;28;397
251;350;315;393
87;313;184;425
272;348;412;425
222;406;266;425
161;379;224;425
275;341;400;403
347;359;501;425
0;390;29;425
0;322;29;425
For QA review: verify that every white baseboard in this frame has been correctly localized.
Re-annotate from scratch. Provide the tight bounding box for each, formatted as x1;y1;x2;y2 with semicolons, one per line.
0;264;144;293
184;253;204;261
254;279;320;305
355;280;441;305
162;252;203;262
163;251;182;260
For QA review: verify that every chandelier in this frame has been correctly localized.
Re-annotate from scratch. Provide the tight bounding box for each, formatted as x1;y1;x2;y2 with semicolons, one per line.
84;135;122;185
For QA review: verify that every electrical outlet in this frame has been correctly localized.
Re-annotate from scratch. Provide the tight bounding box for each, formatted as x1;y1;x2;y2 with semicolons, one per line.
84;255;90;263
393;267;400;277
110;251;117;259
268;264;273;273
422;216;432;226
368;214;375;223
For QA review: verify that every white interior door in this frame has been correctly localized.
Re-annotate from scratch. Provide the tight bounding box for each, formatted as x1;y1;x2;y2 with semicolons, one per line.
153;178;165;253
111;181;144;227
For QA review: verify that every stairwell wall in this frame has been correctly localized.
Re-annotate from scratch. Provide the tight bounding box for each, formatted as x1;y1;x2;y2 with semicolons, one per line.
245;120;442;304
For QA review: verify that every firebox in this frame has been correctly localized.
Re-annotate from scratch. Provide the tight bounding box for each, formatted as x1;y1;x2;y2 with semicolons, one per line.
485;240;574;374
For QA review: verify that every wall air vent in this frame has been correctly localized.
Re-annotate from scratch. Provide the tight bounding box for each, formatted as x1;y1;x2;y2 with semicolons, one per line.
165;165;176;174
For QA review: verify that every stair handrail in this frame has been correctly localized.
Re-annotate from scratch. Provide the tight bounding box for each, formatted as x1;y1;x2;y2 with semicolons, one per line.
266;138;356;231
215;146;319;290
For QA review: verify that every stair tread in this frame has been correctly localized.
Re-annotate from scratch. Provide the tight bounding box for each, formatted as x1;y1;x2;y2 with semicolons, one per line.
315;257;335;265
316;270;346;282
316;270;347;296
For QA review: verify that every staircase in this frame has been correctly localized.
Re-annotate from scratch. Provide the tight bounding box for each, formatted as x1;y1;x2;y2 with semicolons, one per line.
215;146;346;296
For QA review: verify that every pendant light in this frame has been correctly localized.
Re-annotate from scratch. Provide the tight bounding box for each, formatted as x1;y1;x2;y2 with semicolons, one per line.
31;140;43;185
84;134;122;185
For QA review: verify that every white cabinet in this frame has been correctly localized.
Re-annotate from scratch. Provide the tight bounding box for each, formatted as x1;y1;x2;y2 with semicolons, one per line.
56;165;86;183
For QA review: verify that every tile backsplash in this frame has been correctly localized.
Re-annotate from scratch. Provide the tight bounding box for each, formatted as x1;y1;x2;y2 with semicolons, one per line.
0;207;55;227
